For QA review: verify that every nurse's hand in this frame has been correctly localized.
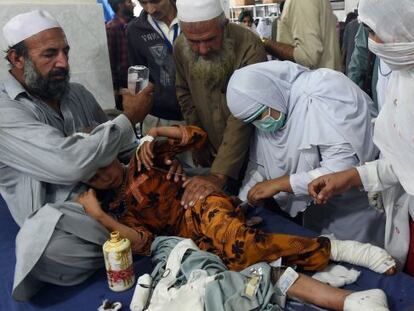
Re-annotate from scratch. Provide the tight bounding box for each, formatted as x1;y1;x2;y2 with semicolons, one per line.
247;175;291;205
308;168;362;205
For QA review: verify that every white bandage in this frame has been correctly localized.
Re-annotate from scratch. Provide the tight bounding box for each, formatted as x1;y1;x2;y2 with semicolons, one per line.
312;264;361;287
135;135;155;159
329;239;396;274
344;289;389;311
138;135;155;148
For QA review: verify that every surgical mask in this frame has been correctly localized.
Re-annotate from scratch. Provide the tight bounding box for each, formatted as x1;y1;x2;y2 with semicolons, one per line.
252;108;286;132
368;38;414;71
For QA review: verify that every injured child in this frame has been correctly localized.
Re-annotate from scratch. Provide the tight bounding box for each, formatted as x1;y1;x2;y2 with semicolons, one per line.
77;125;396;310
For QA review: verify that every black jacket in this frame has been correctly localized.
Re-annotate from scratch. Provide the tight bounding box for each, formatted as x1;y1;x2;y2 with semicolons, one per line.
126;10;182;120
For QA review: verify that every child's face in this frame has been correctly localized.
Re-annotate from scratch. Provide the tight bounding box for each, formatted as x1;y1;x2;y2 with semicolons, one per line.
87;160;124;190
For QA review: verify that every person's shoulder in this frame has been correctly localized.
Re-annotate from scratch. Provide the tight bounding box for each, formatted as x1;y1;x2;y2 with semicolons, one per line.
126;12;151;33
311;68;358;91
174;33;186;46
173;34;188;57
228;23;261;43
284;0;315;12
106;17;124;30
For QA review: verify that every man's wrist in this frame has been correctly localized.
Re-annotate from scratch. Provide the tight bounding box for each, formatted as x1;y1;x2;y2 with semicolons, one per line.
210;173;227;188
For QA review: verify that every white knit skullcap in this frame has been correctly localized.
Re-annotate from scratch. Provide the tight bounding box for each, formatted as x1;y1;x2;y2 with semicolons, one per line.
177;0;224;23
2;10;61;47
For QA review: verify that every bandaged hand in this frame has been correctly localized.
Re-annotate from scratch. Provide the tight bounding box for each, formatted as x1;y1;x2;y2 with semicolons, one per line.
76;189;104;220
329;239;396;275
136;137;155;171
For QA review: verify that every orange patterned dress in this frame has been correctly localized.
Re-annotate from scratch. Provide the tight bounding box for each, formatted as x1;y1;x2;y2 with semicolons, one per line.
115;125;330;271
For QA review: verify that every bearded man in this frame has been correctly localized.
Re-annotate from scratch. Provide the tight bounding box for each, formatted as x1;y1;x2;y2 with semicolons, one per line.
173;0;267;208
0;10;154;301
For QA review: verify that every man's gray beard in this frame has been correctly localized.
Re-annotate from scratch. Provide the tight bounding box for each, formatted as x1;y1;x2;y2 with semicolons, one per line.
184;37;236;88
24;58;70;100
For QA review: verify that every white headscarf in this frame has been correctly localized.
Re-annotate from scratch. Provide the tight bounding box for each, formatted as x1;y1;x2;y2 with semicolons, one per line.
227;61;377;180
360;0;414;71
360;0;414;195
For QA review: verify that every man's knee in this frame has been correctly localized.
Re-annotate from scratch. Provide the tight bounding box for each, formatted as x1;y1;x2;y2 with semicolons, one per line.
32;229;104;286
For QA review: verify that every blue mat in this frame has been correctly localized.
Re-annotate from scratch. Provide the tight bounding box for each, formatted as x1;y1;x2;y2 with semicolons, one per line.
1;194;414;311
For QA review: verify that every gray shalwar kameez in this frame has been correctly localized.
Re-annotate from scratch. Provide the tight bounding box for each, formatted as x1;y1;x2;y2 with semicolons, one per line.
0;72;136;301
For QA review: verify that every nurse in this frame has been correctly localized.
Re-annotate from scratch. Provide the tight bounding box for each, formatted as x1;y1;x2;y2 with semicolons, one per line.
226;60;385;246
309;0;414;273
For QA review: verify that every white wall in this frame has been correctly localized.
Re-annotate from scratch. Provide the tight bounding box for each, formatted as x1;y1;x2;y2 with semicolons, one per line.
345;0;359;13
0;1;115;110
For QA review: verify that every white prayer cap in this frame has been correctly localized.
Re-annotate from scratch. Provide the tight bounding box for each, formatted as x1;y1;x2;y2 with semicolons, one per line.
177;0;224;23
2;10;61;47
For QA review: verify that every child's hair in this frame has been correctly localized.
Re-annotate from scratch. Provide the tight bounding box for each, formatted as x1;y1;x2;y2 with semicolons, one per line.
94;188;128;218
94;188;117;212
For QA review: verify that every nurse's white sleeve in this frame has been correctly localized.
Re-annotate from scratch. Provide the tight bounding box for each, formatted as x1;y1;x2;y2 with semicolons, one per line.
356;159;400;192
290;144;359;196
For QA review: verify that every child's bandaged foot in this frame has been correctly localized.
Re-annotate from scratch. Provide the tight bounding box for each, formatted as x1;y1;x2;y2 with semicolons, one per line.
344;289;389;311
329;239;396;274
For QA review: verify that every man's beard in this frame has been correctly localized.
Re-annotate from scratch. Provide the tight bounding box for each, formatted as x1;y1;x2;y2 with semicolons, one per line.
122;7;134;20
23;58;70;101
184;37;236;88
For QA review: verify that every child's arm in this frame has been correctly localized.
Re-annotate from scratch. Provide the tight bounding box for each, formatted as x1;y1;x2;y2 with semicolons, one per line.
137;125;207;173
147;126;184;141
137;126;184;170
76;189;153;255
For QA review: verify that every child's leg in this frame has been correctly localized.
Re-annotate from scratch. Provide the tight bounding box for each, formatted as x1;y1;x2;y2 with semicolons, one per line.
287;273;389;311
192;195;330;271
287;272;351;310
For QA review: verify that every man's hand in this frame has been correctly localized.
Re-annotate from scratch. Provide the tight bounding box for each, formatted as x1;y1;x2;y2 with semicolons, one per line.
308;168;362;205
76;189;104;220
121;83;154;125
181;174;226;209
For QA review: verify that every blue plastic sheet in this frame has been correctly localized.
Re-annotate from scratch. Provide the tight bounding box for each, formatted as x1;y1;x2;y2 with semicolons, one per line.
1;195;413;310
